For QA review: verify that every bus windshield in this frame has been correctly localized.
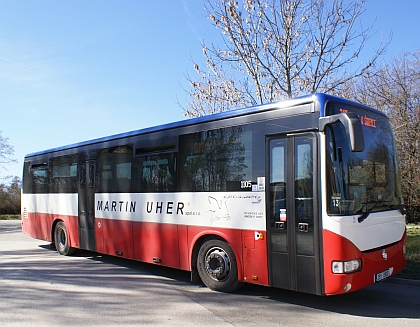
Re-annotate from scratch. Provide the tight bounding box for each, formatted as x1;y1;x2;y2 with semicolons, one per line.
325;101;403;216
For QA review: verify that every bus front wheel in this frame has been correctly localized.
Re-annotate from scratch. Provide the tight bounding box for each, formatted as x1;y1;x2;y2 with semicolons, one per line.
54;221;75;256
197;239;242;292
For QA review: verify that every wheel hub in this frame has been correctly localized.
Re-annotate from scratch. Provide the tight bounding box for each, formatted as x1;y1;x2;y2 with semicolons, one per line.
205;247;231;281
57;228;66;249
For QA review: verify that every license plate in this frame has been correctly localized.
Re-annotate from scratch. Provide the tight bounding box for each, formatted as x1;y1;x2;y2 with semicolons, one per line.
375;268;393;282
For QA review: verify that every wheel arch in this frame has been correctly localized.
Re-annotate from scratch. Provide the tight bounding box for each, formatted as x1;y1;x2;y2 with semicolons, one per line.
51;217;79;249
51;218;77;247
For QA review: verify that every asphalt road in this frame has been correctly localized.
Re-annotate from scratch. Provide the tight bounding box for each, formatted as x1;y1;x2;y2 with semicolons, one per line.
1;220;419;326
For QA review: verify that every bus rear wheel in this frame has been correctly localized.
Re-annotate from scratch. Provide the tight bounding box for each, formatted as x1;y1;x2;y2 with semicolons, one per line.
54;221;75;256
197;239;242;292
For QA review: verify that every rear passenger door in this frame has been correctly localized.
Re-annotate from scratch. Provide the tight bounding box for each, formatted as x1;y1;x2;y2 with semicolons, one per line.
78;160;97;251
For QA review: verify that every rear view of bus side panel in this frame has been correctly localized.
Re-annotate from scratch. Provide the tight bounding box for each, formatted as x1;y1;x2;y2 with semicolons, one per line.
22;158;80;248
22;193;79;246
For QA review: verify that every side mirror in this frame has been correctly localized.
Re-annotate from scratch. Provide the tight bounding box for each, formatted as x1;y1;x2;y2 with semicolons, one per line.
319;113;365;152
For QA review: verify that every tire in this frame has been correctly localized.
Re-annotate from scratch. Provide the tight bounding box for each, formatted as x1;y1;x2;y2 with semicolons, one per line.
54;221;75;256
197;239;242;292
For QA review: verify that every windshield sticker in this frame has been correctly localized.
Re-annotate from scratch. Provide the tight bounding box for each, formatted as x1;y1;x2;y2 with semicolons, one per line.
257;177;265;191
279;209;287;222
332;196;341;207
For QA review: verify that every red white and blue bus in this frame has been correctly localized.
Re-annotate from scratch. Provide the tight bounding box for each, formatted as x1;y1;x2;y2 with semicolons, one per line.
21;93;406;295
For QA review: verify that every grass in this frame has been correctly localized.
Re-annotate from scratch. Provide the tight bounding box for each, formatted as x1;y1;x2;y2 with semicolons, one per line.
0;214;21;220
396;226;420;280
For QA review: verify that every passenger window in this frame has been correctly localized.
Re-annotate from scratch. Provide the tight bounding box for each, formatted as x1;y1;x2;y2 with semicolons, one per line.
50;155;78;193
32;168;49;193
178;126;252;192
98;146;132;193
132;153;177;193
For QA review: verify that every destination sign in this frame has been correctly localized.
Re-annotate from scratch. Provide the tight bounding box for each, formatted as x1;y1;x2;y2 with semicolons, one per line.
339;108;376;128
326;101;381;129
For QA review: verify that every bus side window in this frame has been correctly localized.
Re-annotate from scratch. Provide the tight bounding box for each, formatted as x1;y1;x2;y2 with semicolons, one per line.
98;146;132;193
23;161;49;194
178;126;252;192
50;155;78;193
32;168;49;193
133;152;177;193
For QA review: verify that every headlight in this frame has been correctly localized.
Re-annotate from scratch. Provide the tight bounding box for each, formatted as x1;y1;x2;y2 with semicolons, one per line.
332;259;362;274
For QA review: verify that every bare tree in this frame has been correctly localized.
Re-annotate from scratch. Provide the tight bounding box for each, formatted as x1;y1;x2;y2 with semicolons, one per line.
0;176;21;214
346;52;420;223
182;0;389;117
0;131;17;171
0;132;20;213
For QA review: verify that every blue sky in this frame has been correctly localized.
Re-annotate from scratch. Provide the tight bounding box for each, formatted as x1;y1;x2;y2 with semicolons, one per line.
1;0;419;180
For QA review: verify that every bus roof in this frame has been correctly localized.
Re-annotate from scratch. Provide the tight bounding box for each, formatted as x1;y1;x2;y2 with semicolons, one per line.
24;93;384;158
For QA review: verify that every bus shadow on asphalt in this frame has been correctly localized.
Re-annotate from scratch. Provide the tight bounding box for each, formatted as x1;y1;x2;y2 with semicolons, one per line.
40;244;192;284
36;244;420;320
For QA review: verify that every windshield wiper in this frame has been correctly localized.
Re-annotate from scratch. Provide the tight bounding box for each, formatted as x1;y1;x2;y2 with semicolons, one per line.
357;201;381;223
357;201;405;223
388;204;406;216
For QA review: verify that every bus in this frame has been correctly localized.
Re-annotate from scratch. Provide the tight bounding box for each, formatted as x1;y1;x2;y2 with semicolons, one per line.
21;93;406;295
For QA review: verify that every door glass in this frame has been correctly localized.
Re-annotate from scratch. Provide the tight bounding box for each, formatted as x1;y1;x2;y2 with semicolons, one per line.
78;162;87;229
295;136;314;256
88;161;95;188
270;139;287;252
79;162;86;188
87;161;96;230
